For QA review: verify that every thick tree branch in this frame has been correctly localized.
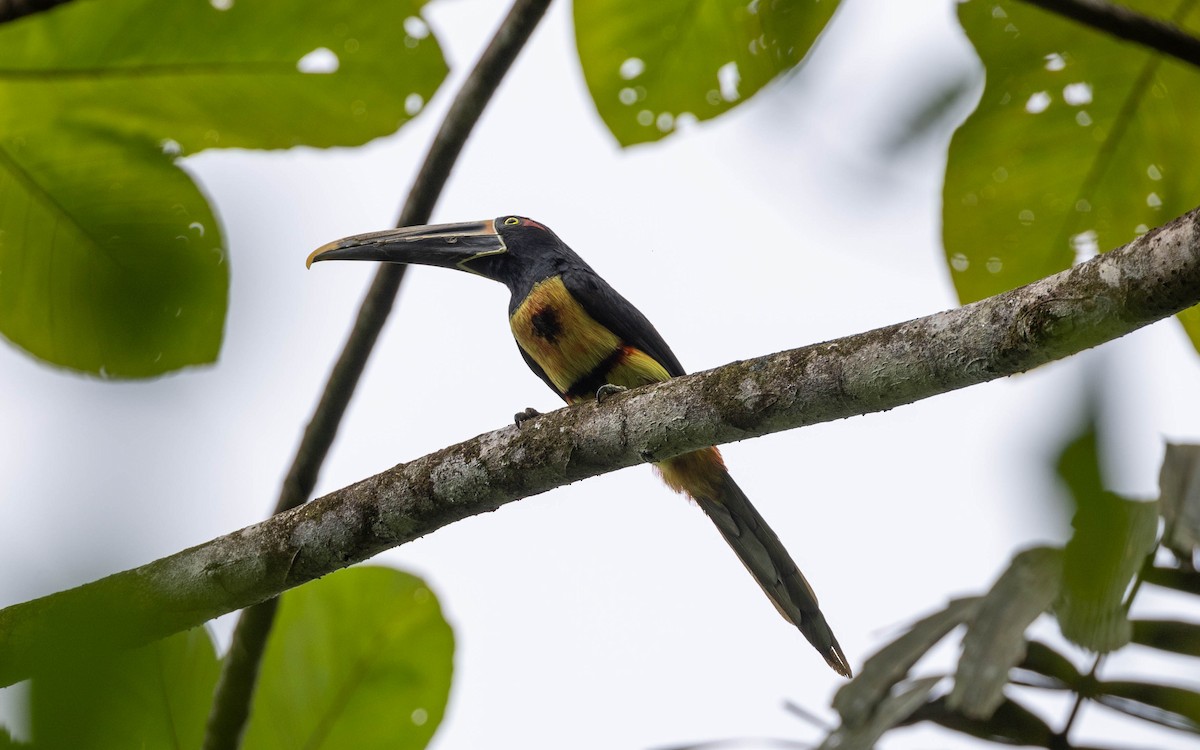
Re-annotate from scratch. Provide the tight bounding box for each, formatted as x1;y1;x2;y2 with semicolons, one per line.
1;206;1198;688
1019;0;1200;68
203;0;554;747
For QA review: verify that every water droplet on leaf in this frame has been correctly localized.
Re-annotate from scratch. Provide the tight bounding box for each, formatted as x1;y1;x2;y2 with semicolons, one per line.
297;47;339;74
619;57;644;80
1025;91;1050;113
717;62;740;102
1062;82;1092;106
404;16;430;39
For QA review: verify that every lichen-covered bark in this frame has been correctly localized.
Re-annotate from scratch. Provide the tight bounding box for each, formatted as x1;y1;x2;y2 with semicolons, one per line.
1;206;1197;687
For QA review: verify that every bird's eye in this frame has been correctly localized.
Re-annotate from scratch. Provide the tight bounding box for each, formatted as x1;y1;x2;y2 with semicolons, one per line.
504;217;520;226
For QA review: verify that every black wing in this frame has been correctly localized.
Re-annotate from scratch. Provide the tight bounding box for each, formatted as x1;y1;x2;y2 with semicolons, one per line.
559;267;686;378
515;343;564;398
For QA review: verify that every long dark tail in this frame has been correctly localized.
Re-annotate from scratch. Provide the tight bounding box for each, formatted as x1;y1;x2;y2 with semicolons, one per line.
657;449;851;677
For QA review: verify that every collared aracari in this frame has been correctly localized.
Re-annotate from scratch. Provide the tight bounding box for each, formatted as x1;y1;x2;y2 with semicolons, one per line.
308;216;851;677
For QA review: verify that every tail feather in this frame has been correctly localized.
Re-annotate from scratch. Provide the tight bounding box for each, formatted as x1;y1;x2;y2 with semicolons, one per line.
659;450;851;677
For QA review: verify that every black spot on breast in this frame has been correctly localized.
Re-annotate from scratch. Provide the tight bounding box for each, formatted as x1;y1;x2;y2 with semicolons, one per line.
531;307;562;342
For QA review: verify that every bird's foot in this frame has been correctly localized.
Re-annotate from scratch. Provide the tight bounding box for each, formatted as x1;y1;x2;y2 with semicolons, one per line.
514;407;541;427
595;384;627;403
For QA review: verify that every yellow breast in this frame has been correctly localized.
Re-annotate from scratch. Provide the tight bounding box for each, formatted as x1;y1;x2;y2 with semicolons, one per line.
509;276;622;395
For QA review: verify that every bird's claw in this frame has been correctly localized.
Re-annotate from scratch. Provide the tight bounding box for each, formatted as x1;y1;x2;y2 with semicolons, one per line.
514;407;541;427
595;384;627;403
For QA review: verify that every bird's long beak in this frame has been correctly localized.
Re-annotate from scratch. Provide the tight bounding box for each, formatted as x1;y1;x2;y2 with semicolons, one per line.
306;219;505;272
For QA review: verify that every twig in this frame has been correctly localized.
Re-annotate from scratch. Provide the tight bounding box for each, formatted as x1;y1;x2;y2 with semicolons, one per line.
1019;0;1200;69
201;0;554;747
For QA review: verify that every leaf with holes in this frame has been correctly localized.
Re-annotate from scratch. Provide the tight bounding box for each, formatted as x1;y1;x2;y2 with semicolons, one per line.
575;0;841;146
242;567;454;750
946;0;1200;353
0;0;445;377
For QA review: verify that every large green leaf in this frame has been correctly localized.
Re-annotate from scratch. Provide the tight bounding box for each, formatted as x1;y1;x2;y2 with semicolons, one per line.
946;0;1200;350
0;726;21;749
575;0;840;146
0;0;445;377
243;566;454;750
30;627;220;750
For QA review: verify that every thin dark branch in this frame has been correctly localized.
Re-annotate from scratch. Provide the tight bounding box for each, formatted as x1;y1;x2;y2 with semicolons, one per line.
783;699;833;730
201;0;553;747
2;204;1198;689
1019;0;1200;69
0;0;70;24
1059;654;1103;740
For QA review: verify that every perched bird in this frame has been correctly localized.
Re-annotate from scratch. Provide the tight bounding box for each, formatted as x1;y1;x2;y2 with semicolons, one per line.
308;216;851;676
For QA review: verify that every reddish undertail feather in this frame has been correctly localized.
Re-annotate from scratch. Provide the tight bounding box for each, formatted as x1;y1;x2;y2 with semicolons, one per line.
656;446;729;498
656;448;852;678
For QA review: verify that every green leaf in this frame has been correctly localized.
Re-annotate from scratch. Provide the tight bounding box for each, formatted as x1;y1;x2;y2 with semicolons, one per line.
818;676;941;750
911;695;1059;747
1013;640;1200;735
1159;443;1200;559
0;0;446;377
1131;619;1200;658
574;0;840;146
1013;640;1081;690
243;566;454;750
0;726;25;749
946;0;1200;352
1095;680;1200;734
949;546;1063;718
30;627;220;750
1144;565;1200;595
834;597;981;727
1056;425;1159;652
1181;305;1200;352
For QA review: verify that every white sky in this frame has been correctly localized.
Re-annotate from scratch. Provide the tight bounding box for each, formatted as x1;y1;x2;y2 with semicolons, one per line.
3;0;1200;748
